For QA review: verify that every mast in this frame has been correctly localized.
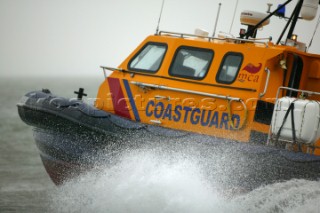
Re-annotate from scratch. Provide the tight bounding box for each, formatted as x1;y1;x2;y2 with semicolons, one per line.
286;0;304;40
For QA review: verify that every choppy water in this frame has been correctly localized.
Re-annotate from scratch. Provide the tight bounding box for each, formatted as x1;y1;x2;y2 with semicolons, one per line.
1;77;320;213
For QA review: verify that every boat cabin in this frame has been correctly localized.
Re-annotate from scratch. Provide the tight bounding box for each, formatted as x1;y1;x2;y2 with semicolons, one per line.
96;1;320;155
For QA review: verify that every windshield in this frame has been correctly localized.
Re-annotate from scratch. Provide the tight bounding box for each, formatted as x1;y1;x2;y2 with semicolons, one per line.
169;47;214;79
129;43;167;72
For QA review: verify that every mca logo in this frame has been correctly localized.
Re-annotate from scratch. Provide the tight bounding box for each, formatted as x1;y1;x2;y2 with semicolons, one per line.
237;63;262;83
242;63;262;74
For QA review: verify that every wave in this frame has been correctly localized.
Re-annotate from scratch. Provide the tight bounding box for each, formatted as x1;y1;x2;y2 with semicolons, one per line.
48;148;320;213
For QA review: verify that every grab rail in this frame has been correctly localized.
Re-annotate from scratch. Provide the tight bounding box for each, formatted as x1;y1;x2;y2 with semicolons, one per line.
158;31;271;46
130;81;241;101
100;66;125;78
275;87;320;99
259;68;271;98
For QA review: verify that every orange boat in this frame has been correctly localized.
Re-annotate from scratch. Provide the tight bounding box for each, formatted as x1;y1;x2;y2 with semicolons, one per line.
18;0;320;189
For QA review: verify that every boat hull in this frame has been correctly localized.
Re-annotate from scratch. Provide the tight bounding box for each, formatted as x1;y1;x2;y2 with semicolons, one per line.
17;90;320;189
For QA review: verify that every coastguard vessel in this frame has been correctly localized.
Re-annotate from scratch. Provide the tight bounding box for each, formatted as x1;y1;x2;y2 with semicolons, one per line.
18;0;320;188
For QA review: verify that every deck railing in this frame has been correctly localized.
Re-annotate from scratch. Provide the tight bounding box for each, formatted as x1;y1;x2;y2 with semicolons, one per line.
158;31;271;46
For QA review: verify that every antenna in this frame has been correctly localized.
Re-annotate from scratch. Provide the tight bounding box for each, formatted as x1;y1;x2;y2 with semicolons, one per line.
308;12;320;51
155;0;166;35
229;0;239;34
212;3;222;37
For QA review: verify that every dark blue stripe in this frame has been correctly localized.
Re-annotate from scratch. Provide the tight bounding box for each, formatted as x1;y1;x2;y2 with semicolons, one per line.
123;79;141;122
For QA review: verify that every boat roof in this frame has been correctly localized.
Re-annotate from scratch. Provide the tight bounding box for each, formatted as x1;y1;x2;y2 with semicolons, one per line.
153;31;320;59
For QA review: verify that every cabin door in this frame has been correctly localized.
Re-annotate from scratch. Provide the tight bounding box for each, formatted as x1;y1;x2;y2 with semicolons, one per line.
286;54;303;97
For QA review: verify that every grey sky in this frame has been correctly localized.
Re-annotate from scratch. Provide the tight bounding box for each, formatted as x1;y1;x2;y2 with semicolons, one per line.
1;0;319;77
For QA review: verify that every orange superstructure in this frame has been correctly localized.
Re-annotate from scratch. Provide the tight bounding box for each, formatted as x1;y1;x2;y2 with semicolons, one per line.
95;0;320;156
96;31;320;154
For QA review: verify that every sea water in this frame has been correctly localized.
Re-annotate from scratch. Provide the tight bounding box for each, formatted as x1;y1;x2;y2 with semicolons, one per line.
1;77;320;213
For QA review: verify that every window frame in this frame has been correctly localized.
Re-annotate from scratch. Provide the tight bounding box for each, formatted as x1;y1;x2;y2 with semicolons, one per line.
169;46;214;80
128;42;168;73
215;52;244;84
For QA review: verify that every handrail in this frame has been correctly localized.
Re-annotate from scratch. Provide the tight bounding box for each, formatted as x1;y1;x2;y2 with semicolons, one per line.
227;99;248;130
275;87;320;100
259;68;271;98
158;30;270;46
100;65;257;92
130;81;241;101
100;66;125;78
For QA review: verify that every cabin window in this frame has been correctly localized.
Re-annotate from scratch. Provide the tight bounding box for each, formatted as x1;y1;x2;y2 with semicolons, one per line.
216;52;243;84
129;42;167;73
169;46;214;79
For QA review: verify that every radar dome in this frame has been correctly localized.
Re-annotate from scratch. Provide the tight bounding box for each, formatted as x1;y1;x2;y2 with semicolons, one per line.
240;10;270;27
